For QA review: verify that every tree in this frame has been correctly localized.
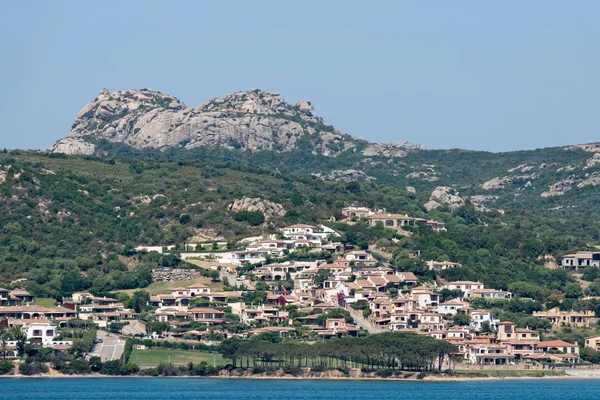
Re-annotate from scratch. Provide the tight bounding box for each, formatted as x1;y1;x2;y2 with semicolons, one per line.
220;337;242;367
89;356;103;372
109;322;125;334
564;282;583;299
480;320;493;333
452;313;471;326
9;325;28;356
179;214;192;224
313;269;332;287
209;270;220;282
129;290;150;313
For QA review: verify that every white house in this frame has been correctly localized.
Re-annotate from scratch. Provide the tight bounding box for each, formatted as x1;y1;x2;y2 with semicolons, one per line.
470;310;499;332
25;322;58;345
561;252;600;270
443;281;484;297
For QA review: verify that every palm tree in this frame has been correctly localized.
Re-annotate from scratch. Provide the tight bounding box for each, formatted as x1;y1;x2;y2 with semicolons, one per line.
10;325;27;356
0;323;7;359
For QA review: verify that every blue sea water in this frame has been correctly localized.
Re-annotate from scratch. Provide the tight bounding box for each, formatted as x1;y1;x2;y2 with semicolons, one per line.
1;378;599;400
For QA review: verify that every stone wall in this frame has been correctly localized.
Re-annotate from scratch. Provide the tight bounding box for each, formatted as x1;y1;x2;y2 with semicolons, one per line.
151;268;201;282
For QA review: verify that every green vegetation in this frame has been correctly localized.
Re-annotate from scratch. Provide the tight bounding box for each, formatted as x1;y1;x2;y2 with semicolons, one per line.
0;148;598;309
32;298;57;307
130;348;229;367
219;332;456;372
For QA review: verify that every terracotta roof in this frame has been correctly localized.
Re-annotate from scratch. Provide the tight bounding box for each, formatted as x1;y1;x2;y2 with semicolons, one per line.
537;340;577;347
190;308;225;314
398;272;418;281
368;277;387;286
0;305;74;313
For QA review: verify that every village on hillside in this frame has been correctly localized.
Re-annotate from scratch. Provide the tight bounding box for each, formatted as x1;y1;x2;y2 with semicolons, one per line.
1;205;600;376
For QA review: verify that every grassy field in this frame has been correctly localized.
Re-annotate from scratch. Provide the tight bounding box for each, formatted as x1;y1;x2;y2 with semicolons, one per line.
115;277;223;296
33;298;57;307
130;348;230;368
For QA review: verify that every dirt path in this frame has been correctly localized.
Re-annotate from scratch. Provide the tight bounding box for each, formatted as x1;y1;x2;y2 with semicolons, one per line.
572;273;591;291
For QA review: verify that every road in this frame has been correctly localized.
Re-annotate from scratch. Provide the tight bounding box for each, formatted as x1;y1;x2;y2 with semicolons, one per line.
89;331;126;362
347;307;379;334
122;320;146;336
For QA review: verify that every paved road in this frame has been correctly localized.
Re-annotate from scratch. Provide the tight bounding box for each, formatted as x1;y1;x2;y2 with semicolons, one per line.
90;331;125;362
122;320;146;336
347;307;379;334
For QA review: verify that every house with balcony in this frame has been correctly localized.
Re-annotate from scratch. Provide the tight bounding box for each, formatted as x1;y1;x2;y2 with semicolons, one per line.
341;206;374;219
532;307;595;328
585;334;600;351
345;250;375;265
411;286;441;309
561;251;600;270
427;261;463;272
25;322;58;346
368;214;446;232
470;344;515;365
437;299;471;315
9;289;34;304
443;281;483;297
316;318;360;338
240;305;288;325
189;308;226;325
471;288;512;299
470;310;499;332
0;305;78;322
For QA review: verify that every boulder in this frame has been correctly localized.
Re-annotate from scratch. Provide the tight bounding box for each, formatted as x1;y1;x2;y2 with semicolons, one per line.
229;197;285;219
295;100;314;115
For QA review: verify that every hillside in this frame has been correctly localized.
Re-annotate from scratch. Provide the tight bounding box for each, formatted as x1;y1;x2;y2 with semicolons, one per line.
49;88;600;217
0;150;598;302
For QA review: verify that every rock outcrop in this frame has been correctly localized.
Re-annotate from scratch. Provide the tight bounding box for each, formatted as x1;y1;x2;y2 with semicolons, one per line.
362;142;425;158
482;176;513;190
424;186;465;211
541;178;575;197
50;138;96;155
313;169;375;182
228;197;285;219
425;186;490;212
50;88;424;158
578;172;600;188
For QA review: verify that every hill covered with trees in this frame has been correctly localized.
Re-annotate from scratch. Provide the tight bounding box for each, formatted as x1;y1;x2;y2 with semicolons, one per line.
0;149;598;304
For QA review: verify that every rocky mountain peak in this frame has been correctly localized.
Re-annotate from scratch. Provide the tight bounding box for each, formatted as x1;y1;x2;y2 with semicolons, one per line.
50;87;423;158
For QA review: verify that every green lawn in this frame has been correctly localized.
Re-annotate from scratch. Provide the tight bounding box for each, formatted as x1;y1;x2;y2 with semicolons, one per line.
114;277;223;296
130;348;230;368
33;298;57;307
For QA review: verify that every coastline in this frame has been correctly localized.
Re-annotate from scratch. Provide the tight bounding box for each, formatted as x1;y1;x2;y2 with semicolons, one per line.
2;371;599;381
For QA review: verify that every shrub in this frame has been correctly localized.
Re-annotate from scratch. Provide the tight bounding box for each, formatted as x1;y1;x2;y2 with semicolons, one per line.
376;368;394;378
234;211;265;226
20;362;49;376
251;366;265;374
0;360;14;375
121;339;133;363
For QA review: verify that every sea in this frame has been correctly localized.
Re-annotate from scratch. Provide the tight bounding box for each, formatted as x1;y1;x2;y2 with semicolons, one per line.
1;378;599;400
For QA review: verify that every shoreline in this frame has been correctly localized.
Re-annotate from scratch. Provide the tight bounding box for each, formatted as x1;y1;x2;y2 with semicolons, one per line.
1;372;599;381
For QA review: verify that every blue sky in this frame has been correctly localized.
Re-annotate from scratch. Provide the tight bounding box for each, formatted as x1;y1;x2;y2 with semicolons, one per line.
1;1;599;151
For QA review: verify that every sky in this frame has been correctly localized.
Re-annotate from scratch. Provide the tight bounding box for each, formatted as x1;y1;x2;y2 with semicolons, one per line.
1;1;599;152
